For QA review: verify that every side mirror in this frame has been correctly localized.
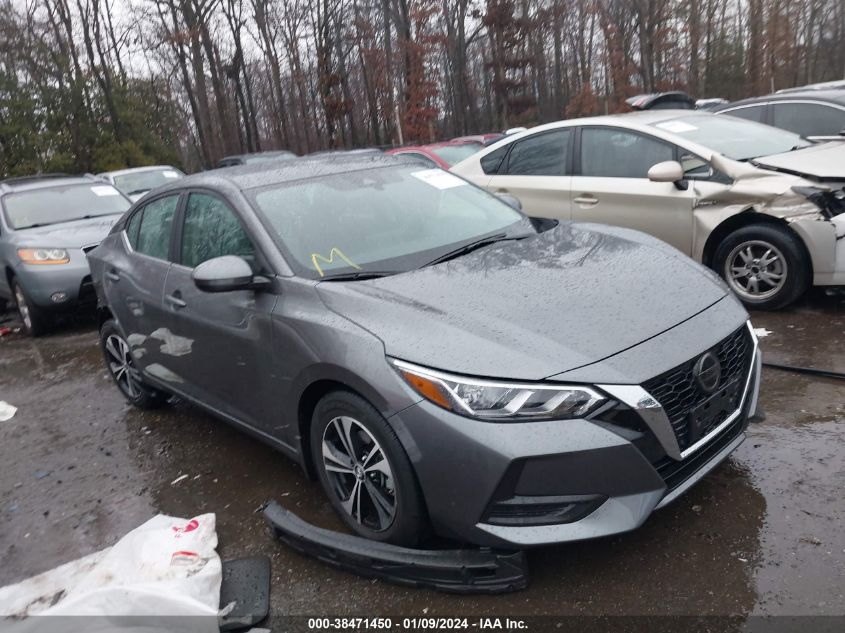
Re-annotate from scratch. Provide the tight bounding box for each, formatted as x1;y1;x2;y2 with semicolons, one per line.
648;160;688;190
496;192;522;211
648;160;684;183
192;255;269;293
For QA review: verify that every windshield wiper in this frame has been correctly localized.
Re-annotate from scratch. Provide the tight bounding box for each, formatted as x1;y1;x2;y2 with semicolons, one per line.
319;271;399;281
127;188;150;196
421;233;517;268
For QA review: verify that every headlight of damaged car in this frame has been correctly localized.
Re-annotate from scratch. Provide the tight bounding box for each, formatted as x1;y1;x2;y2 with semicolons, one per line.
17;248;70;265
391;359;606;421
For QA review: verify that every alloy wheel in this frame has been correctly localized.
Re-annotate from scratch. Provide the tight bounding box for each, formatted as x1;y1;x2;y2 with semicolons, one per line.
725;240;787;301
13;285;31;331
321;416;396;532
105;334;142;399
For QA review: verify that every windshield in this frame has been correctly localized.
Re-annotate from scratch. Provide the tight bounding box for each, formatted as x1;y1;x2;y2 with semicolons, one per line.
250;165;529;279
113;168;182;195
430;143;483;166
652;115;812;161
3;183;131;230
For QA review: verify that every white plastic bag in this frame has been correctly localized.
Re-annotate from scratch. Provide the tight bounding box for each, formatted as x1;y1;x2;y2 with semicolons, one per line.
0;513;222;633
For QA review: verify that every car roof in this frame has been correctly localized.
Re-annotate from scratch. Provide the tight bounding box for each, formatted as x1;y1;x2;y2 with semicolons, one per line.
0;174;100;194
98;165;180;177
220;150;296;161
148;153;417;196
714;89;845;109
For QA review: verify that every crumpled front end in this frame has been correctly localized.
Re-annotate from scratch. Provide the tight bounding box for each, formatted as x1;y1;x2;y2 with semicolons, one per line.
695;154;845;286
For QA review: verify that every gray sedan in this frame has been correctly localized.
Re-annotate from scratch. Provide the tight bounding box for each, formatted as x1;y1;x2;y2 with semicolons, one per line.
0;175;131;335
87;155;762;548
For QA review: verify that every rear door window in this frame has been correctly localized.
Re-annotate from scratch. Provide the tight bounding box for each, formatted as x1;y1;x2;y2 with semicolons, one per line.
134;195;179;260
580;128;673;178
501;130;571;176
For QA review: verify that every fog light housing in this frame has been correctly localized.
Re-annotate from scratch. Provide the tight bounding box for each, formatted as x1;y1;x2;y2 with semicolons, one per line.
484;494;607;526
50;292;68;303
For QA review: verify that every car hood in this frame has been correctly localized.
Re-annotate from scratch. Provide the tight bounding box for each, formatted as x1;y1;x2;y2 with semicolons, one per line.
12;214;123;248
751;142;845;181
317;223;728;381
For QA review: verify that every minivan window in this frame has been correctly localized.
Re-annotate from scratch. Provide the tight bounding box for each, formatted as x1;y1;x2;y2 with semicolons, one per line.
581;129;673;178
134;195;179;260
772;103;845;138
503;130;570;176
2;183;130;230
251;165;528;278
181;193;254;268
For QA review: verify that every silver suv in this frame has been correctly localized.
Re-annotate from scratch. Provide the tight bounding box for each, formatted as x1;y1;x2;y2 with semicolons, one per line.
0;174;131;335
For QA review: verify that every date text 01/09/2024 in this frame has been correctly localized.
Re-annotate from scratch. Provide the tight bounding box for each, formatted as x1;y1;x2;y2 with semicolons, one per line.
306;618;528;630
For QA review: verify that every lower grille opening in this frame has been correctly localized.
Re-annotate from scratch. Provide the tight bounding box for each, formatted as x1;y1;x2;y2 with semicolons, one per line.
653;416;745;493
484;494;606;527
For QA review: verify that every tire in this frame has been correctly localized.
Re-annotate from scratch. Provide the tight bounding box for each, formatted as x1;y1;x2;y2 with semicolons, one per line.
12;278;51;336
310;390;427;546
99;319;169;409
714;224;810;310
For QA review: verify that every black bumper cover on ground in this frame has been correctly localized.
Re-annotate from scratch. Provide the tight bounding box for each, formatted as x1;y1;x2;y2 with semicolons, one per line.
263;501;528;594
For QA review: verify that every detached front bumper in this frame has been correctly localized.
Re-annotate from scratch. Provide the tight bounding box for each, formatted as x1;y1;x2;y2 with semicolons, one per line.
390;323;761;548
13;249;96;310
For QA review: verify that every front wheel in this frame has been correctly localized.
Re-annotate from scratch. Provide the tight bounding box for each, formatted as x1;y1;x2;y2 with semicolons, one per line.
100;319;169;409
310;391;427;546
714;224;810;310
12;279;51;336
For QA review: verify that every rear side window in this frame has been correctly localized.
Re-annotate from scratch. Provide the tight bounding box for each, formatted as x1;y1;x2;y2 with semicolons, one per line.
772;103;845;138
180;193;254;269
502;130;570;176
722;105;766;123
580;128;673;178
134;195;179;260
480;145;509;174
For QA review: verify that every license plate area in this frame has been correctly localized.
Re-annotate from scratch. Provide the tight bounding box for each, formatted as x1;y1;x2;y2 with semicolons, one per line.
687;378;741;444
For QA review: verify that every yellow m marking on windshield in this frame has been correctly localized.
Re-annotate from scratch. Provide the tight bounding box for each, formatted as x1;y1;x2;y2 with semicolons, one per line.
311;247;361;277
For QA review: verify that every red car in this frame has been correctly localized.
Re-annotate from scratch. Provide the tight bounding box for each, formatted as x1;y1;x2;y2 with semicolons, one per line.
451;133;505;146
386;141;483;169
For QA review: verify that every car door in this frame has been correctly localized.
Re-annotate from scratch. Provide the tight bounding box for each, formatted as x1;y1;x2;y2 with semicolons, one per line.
570;127;696;254
485;128;573;220
161;190;278;430
103;193;181;376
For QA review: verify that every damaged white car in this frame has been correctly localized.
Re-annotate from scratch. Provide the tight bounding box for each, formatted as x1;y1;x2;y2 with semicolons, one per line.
452;111;845;309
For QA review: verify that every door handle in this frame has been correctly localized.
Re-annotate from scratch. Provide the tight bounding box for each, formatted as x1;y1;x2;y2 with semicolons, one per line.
165;293;187;309
105;270;120;282
574;195;599;206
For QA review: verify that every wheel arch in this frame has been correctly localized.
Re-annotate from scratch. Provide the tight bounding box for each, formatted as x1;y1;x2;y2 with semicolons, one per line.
702;211;813;276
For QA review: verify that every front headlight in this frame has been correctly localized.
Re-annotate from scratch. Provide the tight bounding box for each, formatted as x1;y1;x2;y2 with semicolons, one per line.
391;358;606;421
17;248;70;265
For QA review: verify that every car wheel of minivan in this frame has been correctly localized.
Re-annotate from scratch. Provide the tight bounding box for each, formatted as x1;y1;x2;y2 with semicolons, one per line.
12;279;51;336
310;390;427;546
100;319;169;409
715;224;810;310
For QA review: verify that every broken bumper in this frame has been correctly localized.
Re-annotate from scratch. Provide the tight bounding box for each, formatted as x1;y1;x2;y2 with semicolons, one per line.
263;502;528;594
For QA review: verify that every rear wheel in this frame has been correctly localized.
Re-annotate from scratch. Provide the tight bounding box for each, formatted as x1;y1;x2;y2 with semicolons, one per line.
100;319;169;409
12;279;51;336
310;390;427;546
714;224;810;310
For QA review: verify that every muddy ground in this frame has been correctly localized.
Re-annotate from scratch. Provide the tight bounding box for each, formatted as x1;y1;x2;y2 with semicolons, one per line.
0;295;843;621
